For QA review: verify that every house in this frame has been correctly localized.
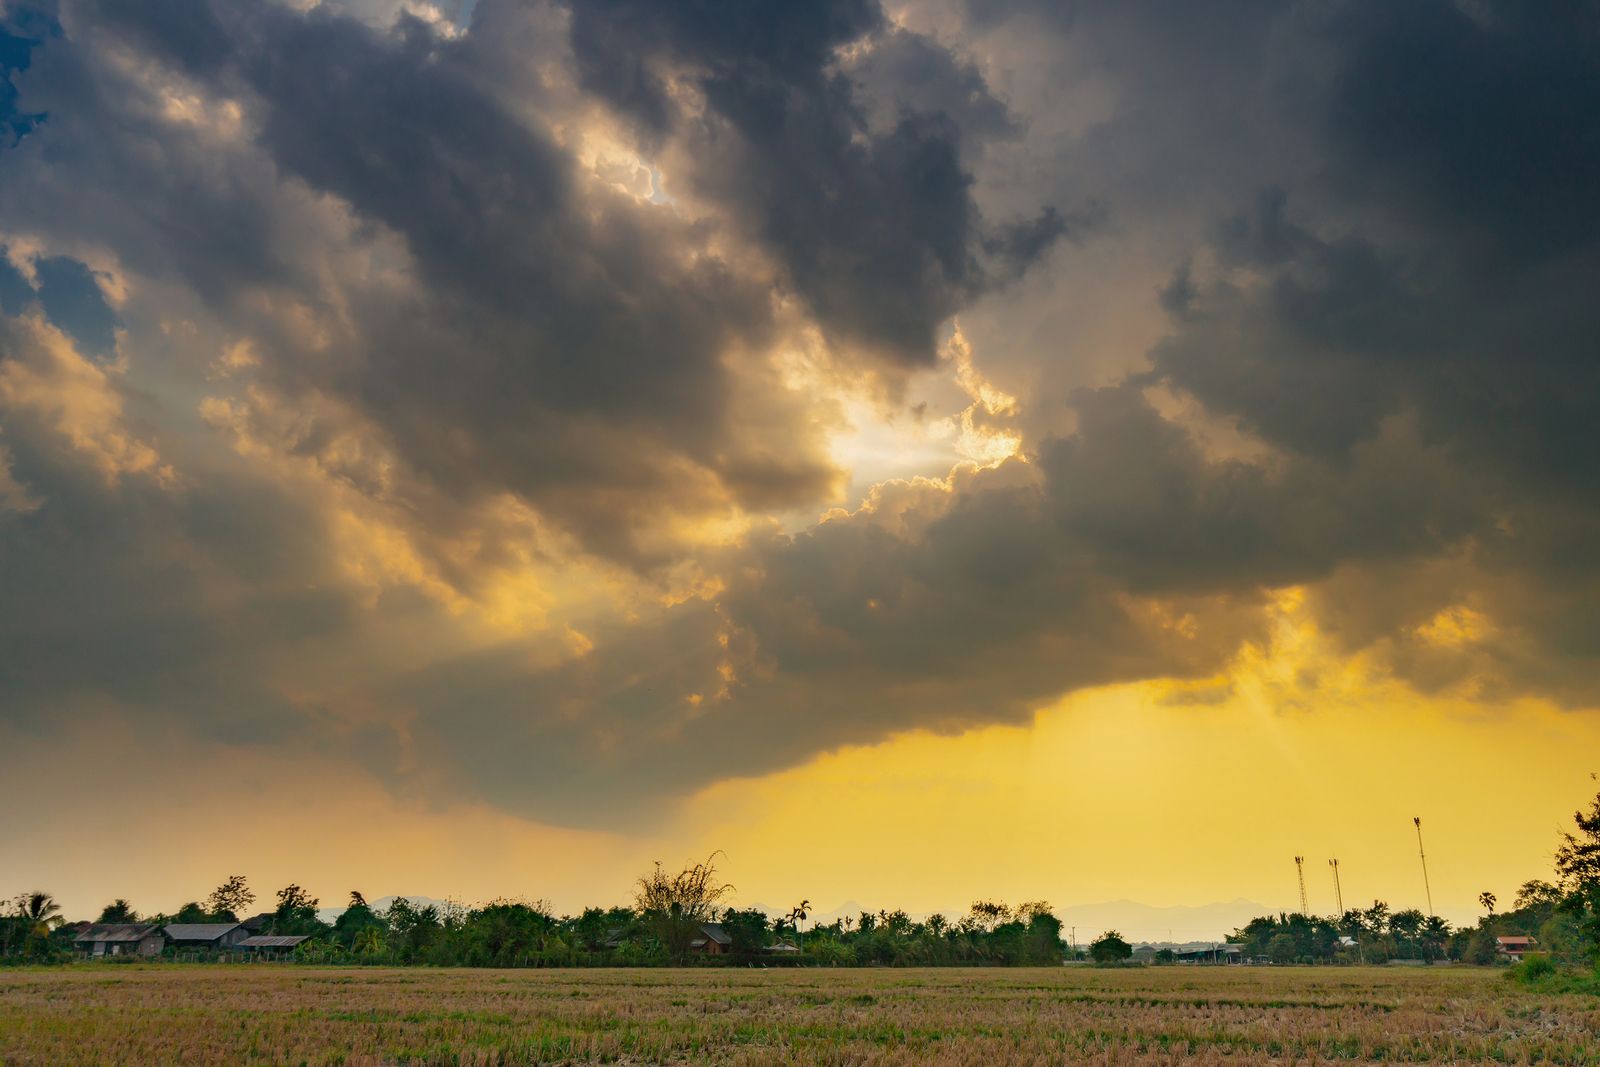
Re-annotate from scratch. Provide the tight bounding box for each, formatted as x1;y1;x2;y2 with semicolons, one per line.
1496;935;1538;962
74;923;164;958
689;922;732;955
1174;943;1245;964
241;912;275;934
164;922;251;951
238;934;311;960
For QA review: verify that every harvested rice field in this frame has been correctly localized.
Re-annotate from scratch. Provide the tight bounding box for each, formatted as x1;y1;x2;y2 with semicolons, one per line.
1;964;1595;1065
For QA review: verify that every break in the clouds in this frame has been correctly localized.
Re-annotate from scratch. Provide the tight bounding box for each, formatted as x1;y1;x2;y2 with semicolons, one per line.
1;0;1597;824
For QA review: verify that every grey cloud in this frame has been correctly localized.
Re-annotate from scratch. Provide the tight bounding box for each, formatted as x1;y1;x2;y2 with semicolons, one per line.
379;452;1273;822
2;0;1598;834
9;0;841;564
569;0;1071;364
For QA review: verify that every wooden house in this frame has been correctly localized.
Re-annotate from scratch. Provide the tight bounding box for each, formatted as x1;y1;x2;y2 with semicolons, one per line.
689;922;732;955
74;923;164;958
164;922;251;951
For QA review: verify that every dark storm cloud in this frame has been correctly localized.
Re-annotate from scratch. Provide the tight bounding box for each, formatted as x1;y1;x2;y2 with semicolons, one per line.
1311;1;1600;260
382;452;1273;822
8;0;1067;561
570;0;1072;364
216;3;806;550
10;0;838;561
0;314;357;743
1;0;1598;829
1132;0;1600;701
387;381;1486;822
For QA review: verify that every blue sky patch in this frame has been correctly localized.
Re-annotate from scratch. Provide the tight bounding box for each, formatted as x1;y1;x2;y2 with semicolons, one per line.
34;255;118;356
0;3;58;147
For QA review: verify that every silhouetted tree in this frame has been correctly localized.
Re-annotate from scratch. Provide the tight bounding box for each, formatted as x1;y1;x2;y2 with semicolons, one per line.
206;875;254;921
634;854;732;962
1554;785;1600;958
98;899;137;923
1090;930;1132;963
270;884;324;936
331;891;385;950
721;907;771;955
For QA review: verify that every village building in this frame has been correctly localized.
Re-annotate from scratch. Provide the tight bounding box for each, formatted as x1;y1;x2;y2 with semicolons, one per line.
689;922;732;955
164;922;251;952
1495;935;1538;961
74;923;164;958
1174;943;1245;964
238;934;312;960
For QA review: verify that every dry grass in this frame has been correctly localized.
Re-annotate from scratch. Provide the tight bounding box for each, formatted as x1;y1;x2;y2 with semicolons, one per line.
2;964;1596;1065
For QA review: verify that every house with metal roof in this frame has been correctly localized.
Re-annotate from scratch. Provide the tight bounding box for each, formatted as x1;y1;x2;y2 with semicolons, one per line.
74;923;164;958
240;912;276;934
164;922;251;951
689;922;733;955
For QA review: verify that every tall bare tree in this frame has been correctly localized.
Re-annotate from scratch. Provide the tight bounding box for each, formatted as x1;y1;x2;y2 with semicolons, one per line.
634;853;732;962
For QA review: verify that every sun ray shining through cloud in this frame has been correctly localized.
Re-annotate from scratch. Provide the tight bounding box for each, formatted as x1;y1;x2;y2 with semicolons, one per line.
0;0;1597;936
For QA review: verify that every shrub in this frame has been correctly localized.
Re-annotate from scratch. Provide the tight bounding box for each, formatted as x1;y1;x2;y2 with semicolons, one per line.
1506;953;1556;985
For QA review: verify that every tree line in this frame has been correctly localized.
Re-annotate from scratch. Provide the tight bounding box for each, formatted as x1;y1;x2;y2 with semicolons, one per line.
1;855;1065;967
1227;786;1600;969
6;786;1599;970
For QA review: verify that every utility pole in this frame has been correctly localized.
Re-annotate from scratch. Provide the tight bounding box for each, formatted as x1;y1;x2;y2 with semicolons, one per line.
1413;817;1434;916
1328;858;1344;916
1295;856;1309;915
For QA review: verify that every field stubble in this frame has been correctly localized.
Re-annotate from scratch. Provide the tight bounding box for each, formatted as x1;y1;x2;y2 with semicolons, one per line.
1;964;1596;1065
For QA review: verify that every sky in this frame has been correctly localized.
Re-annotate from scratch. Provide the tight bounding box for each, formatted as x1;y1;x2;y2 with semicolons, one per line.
2;0;1599;939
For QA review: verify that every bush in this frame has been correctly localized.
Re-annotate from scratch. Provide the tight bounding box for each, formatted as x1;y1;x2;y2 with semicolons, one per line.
1506;953;1556;985
1089;931;1132;963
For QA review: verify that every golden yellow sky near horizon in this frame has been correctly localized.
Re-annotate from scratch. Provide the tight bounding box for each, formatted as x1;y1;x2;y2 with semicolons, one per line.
19;590;1597;937
682;598;1600;930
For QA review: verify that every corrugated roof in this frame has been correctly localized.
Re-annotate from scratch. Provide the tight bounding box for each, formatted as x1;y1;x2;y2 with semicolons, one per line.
164;922;243;940
238;934;310;948
75;923;160;943
700;922;732;945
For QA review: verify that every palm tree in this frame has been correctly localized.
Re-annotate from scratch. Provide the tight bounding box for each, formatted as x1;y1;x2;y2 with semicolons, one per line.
6;892;62;956
785;900;810;952
1478;891;1496;918
354;926;385;958
21;892;61;932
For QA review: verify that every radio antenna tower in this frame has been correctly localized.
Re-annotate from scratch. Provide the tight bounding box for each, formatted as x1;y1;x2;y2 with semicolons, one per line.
1328;858;1344;915
1413;817;1434;916
1294;855;1309;915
